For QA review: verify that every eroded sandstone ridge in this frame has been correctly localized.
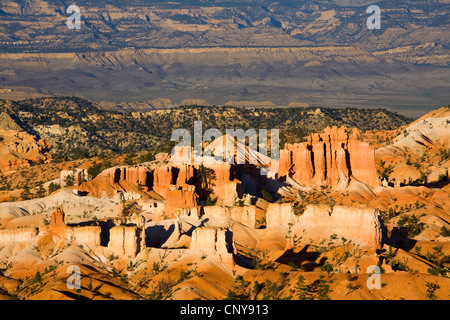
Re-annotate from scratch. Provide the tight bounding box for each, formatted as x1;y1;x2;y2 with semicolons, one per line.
14;207;147;259
266;203;382;249
0;112;52;174
280;126;378;189
1;115;448;300
77;162;246;218
190;227;236;267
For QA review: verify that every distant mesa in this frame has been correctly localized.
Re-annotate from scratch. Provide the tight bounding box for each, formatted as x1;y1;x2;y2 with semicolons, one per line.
97;98;175;111
286;101;310;108
224;100;277;108
179;98;211;106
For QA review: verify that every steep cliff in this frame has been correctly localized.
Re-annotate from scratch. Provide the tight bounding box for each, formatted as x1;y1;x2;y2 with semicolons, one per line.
108;225;145;258
0;227;38;246
190;226;236;267
266;202;382;248
294;205;383;249
281;126;378;190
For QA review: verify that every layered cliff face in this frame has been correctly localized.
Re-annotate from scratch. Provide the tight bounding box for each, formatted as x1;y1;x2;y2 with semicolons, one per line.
78;162;244;217
108;225;145;259
76;128;379;220
0;112;52;174
190;226;236;267
266;203;383;249
204;163;241;207
36;207;81;256
164;185;199;218
280;126;378;190
71;226;102;249
266;203;299;228
0;227;38;246
203;205;258;228
32;207;145;258
295;205;383;249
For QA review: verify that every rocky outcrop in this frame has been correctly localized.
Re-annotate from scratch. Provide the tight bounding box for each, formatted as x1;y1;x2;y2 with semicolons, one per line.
190;226;236;267
164;185;198;218
266;203;382;248
280;126;378;190
298;205;382;249
50;206;65;226
78;164;200;218
228;206;257;228
104;166;152;189
174;207;200;219
60;169;89;187
203;205;257;228
205;163;241;206
88;162;242;216
153;166;176;198
72;226;102;248
159;218;192;249
176;165;195;188
266;203;298;228
0;112;52;174
108;225;145;258
347;130;378;189
39;207;144;256
0;227;38;245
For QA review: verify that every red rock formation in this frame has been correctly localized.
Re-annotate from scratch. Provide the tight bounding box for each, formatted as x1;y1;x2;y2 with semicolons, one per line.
0;227;38;245
72;226;102;248
203;205;257;228
43;207;146;256
278;149;291;178
295;205;383;249
348;130;378;188
205;163;241;206
176;165;194;188
190;227;236;267
266;203;298;227
108;225;145;258
153;166;174;197
289;143;314;183
50;207;66;226
266;203;382;249
124;166;150;188
78;164;199;215
78;165;154;198
280;126;378;189
164;185;199;218
0;113;53;174
78;161;242;217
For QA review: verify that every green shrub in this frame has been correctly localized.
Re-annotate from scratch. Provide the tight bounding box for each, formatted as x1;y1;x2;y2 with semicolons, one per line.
397;214;424;237
48;182;61;194
261;190;274;202
205;194;217;206
439;226;450;237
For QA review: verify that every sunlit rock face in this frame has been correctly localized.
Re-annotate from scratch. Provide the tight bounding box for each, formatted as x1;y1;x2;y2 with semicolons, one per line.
280;126;378;190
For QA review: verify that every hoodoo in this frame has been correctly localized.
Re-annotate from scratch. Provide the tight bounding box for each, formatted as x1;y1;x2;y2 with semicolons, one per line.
280;126;378;189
